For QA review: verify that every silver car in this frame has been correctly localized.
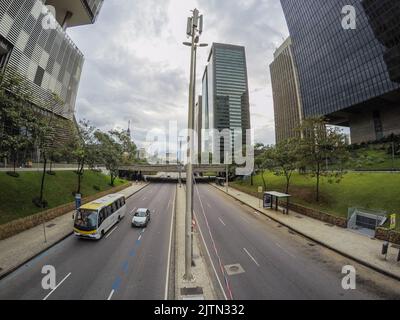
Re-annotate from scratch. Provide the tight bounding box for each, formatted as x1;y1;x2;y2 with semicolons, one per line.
132;208;151;227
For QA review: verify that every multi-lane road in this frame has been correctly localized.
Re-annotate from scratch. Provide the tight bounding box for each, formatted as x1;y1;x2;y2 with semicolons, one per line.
0;182;399;300
193;184;400;300
0;183;176;300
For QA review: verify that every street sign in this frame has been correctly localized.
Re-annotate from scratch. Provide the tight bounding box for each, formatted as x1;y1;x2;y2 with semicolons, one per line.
390;214;397;230
75;193;82;210
263;194;272;208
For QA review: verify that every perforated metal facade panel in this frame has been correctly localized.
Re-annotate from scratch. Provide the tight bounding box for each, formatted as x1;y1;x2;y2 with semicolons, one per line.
0;0;84;120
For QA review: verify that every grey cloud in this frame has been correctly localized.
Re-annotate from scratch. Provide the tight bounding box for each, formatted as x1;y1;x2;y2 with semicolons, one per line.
69;0;288;146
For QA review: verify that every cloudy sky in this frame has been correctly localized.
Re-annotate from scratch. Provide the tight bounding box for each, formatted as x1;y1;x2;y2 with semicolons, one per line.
68;0;289;148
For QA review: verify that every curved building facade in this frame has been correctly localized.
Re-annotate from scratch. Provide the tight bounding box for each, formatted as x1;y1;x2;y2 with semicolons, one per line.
0;0;103;121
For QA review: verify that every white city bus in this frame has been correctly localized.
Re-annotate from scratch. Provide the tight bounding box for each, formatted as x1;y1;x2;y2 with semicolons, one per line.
74;194;127;240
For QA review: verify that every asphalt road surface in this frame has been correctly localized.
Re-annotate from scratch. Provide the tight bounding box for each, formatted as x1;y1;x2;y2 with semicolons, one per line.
193;184;400;300
0;183;176;300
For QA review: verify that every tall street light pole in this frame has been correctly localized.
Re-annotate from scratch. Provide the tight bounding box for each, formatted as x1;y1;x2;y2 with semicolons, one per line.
178;135;183;187
183;8;207;281
226;151;229;194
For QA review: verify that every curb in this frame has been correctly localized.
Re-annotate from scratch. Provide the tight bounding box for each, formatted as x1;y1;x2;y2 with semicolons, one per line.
0;183;150;281
210;183;400;283
166;184;177;300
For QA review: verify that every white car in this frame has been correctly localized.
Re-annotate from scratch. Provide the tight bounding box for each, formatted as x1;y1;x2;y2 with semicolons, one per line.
132;208;151;227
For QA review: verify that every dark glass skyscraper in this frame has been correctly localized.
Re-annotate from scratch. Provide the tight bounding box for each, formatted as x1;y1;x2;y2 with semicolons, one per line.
280;0;400;143
202;43;251;159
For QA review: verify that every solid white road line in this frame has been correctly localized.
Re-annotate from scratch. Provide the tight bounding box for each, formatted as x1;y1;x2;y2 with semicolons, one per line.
130;208;137;214
105;226;118;239
138;235;142;241
165;187;176;300
194;211;228;301
107;289;115;300
43;272;72;300
243;248;260;267
275;243;296;259
219;218;226;226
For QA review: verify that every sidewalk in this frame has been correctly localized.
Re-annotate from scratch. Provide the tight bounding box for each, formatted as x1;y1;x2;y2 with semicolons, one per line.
0;182;149;279
174;185;217;300
212;184;400;280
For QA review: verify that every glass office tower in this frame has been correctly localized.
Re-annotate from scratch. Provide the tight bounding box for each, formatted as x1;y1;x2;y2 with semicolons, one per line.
280;0;400;143
202;43;251;160
270;37;303;143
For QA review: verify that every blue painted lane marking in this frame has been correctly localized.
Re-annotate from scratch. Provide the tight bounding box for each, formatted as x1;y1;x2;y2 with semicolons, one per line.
130;249;136;257
122;261;129;273
112;276;122;291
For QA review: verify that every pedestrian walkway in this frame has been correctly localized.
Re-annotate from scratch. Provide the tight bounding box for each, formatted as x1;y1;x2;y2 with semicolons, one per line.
0;182;149;279
212;184;400;280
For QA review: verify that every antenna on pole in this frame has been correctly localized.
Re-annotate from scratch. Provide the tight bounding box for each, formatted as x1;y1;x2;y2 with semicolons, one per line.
127;120;131;138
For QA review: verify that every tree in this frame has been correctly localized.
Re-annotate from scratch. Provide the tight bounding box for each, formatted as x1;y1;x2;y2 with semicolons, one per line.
31;93;63;208
265;138;300;194
67;120;98;195
0;71;37;175
253;143;267;187
95;130;123;187
47;146;63;174
297;117;349;202
112;130;137;165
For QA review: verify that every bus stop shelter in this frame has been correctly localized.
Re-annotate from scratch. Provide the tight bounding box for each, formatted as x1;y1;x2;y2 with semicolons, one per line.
263;191;291;215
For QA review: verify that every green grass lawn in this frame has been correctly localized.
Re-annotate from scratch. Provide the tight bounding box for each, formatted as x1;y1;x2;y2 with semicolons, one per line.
348;146;400;170
0;171;127;225
232;172;400;224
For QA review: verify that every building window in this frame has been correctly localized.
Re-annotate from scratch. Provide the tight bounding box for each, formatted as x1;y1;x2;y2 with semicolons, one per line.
0;36;12;71
34;66;45;87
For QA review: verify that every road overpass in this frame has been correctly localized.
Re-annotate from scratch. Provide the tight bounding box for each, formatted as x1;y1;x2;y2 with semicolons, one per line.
119;164;225;174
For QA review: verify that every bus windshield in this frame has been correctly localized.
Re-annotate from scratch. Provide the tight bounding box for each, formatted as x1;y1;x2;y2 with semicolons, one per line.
74;209;98;230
